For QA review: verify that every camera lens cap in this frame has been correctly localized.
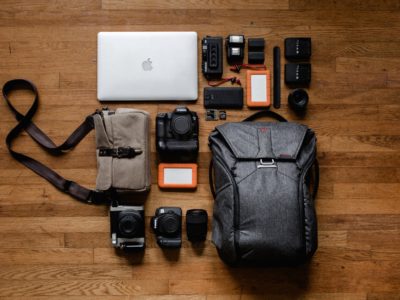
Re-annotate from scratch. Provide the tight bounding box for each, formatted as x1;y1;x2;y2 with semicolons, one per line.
118;212;142;238
172;115;191;136
288;89;309;111
158;212;181;235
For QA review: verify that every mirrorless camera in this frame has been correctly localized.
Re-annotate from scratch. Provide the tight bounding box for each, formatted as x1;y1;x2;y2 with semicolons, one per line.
156;107;199;163
151;207;182;248
110;205;145;251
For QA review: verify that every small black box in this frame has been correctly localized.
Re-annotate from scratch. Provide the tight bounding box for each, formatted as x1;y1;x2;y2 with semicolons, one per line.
284;38;311;61
248;38;265;51
204;87;243;109
284;63;311;86
248;51;265;64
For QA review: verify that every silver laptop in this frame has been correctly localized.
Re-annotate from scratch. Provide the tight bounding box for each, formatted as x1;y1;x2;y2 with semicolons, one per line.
97;32;198;101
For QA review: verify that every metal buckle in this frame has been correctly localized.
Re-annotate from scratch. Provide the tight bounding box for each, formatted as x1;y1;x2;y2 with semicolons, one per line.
257;158;277;169
116;147;142;158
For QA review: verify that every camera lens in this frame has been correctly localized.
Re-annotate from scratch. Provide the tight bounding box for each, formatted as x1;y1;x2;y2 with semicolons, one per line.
288;89;309;111
118;212;142;238
158;212;180;235
171;115;192;137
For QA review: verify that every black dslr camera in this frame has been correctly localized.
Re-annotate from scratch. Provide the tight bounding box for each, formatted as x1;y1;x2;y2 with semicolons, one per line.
110;205;145;251
156;107;199;163
151;207;182;248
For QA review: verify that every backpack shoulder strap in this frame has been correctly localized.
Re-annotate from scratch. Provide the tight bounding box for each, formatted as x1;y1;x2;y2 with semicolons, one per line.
2;79;108;204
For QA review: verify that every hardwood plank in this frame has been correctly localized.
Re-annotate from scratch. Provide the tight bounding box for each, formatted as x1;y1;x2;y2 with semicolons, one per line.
0;279;168;296
0;248;93;265
0;217;108;233
0;232;65;248
289;0;400;10
0;265;132;280
102;0;289;10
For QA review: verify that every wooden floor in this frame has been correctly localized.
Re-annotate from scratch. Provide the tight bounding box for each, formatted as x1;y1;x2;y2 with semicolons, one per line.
0;0;400;299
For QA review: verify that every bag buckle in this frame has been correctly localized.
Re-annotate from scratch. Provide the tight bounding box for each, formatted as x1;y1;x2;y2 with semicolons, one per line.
257;158;277;169
116;147;142;158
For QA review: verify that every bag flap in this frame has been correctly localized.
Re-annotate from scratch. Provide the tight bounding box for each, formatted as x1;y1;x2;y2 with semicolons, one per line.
215;122;308;160
94;108;151;192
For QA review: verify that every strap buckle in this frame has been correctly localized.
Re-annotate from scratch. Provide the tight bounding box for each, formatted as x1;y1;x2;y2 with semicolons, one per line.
99;147;142;158
257;158;277;169
116;147;142;158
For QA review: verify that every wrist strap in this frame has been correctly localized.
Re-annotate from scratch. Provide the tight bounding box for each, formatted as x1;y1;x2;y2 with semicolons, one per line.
2;79;108;204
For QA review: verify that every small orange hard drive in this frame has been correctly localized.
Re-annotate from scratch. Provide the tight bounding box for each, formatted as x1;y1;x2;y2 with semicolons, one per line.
158;163;198;189
246;70;271;107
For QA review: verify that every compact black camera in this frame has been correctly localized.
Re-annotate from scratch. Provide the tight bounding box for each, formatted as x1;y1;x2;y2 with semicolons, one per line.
202;36;223;80
156;107;199;163
110;205;145;251
151;207;182;248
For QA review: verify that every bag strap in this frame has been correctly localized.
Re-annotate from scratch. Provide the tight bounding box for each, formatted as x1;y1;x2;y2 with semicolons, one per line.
242;110;287;122
2;79;108;204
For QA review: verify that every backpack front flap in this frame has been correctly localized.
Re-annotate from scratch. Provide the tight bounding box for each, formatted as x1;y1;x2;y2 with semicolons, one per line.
209;121;317;264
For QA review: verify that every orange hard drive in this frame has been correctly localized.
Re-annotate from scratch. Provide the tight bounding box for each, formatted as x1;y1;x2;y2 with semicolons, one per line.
158;163;198;189
246;70;271;107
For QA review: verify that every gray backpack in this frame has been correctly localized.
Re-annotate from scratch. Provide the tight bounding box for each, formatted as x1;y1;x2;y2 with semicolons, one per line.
209;111;319;265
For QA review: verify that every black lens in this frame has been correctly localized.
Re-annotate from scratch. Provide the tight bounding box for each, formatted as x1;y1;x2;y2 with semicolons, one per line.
118;212;142;238
158;213;180;235
288;89;309;111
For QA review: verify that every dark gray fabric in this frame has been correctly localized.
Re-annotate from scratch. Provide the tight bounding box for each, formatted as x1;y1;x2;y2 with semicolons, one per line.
209;121;318;265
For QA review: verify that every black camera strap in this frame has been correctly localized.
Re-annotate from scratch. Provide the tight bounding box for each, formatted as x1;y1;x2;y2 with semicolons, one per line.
2;79;108;204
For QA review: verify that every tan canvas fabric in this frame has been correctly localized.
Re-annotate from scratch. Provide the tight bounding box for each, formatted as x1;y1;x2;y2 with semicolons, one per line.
94;108;151;193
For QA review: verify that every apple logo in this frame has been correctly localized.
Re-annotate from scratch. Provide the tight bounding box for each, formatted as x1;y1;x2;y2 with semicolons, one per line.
142;58;153;71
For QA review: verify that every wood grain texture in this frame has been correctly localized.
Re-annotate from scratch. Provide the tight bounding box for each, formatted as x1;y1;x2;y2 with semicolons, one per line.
0;0;399;299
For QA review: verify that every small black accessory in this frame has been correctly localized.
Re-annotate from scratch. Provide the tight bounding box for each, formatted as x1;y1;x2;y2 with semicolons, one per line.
156;106;199;163
110;204;145;251
206;109;227;121
285;38;312;61
151;207;182;248
202;36;223;80
248;38;265;64
288;89;309;111
186;209;208;242
204;87;243;109
273;46;281;109
284;63;311;86
226;35;245;65
206;109;218;121
248;52;265;64
248;38;265;50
